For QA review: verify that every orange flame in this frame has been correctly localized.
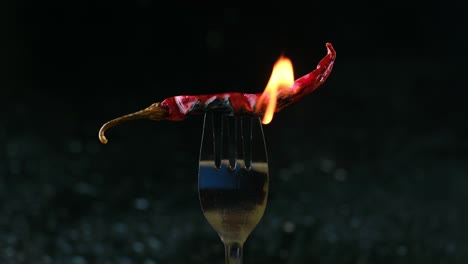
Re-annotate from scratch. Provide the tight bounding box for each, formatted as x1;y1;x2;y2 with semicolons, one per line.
256;55;294;124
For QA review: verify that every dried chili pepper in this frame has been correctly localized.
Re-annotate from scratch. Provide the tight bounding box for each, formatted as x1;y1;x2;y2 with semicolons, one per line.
99;43;336;144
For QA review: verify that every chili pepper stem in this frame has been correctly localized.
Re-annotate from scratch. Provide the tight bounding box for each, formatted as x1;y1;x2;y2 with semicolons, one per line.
98;102;168;144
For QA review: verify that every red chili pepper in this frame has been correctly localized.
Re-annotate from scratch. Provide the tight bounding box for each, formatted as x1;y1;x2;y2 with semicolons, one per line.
99;43;336;144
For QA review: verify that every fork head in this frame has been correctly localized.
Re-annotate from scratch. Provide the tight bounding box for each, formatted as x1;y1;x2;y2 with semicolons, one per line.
198;112;269;244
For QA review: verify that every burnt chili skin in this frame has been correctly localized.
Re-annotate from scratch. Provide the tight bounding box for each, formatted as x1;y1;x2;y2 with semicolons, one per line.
98;43;336;144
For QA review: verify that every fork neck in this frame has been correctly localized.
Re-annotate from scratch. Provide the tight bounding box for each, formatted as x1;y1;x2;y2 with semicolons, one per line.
224;242;243;264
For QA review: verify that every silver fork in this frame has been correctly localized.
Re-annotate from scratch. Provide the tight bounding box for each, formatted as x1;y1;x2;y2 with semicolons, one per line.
198;112;269;264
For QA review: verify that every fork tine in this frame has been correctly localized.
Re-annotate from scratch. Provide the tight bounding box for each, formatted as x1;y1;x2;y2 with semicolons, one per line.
212;113;223;169
241;117;252;169
226;116;237;169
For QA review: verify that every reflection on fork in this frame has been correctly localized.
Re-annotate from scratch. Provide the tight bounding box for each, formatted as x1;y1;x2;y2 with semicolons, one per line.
198;112;269;264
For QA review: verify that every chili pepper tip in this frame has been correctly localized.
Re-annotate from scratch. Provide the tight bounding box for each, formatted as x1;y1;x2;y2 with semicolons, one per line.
325;43;336;58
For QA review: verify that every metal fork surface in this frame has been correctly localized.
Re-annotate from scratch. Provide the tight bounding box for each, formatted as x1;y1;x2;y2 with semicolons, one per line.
198;112;269;263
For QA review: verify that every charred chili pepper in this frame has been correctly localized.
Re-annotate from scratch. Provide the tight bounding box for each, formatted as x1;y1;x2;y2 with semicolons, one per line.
99;43;336;144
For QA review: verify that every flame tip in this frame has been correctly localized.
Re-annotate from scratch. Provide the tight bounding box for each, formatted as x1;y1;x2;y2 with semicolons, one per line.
256;52;295;124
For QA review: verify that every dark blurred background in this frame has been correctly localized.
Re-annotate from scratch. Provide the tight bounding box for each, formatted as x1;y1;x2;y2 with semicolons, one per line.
2;3;467;264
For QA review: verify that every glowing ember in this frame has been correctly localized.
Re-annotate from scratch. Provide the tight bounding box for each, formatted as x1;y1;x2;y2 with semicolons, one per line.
255;55;295;124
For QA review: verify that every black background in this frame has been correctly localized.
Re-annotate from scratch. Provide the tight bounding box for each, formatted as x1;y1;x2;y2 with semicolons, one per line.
2;3;468;264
